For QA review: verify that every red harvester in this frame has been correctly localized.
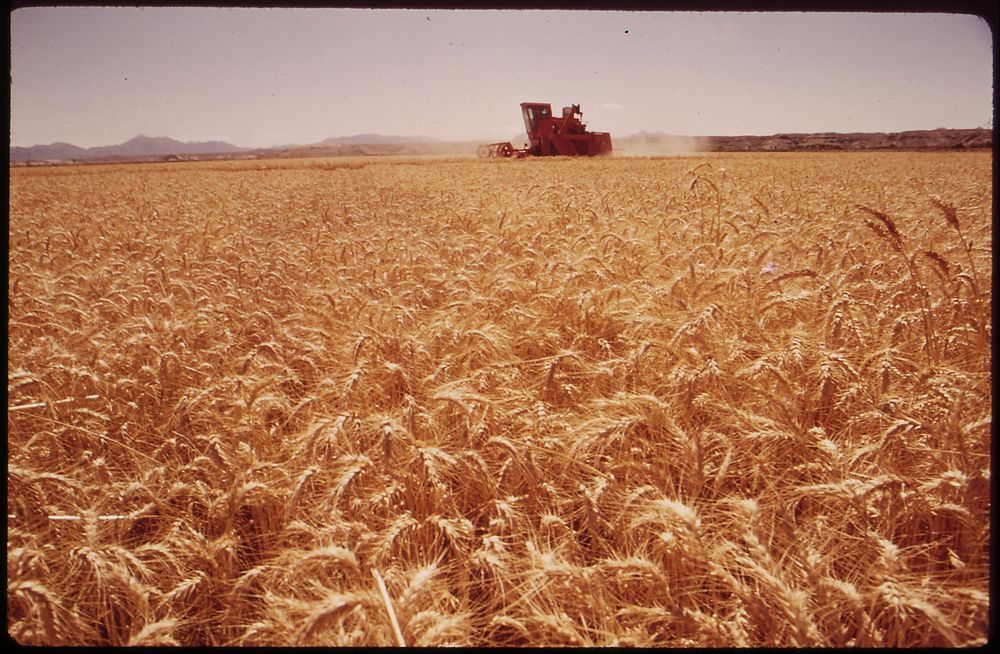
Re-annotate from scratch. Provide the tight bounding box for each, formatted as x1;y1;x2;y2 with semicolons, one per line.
478;102;613;158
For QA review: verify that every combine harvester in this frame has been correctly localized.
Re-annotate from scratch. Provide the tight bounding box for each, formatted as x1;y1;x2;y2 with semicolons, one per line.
478;102;612;158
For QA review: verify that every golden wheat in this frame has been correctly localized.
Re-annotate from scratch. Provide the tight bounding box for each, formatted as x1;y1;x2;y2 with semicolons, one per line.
8;151;991;646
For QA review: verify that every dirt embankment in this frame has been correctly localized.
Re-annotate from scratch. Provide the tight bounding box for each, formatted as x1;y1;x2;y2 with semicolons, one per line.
699;128;992;152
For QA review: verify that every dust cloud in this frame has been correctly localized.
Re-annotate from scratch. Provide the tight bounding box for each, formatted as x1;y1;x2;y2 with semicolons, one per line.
614;134;708;157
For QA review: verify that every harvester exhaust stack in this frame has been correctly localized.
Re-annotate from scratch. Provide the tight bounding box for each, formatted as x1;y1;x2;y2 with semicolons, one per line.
478;102;612;158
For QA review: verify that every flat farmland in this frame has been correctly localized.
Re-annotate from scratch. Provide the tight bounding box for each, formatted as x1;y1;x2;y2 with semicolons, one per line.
7;151;991;646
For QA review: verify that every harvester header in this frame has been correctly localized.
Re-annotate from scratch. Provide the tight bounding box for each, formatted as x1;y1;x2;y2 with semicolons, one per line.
479;102;613;158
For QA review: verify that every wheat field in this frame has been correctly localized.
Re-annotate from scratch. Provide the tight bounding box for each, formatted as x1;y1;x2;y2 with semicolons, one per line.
7;151;991;646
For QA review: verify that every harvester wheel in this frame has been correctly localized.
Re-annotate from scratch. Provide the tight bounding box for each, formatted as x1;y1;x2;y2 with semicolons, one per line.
476;144;490;158
497;142;514;158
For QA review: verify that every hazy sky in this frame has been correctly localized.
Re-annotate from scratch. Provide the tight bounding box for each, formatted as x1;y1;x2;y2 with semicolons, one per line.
9;7;994;148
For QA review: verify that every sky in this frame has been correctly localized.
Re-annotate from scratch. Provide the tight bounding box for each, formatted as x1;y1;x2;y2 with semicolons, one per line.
9;7;994;149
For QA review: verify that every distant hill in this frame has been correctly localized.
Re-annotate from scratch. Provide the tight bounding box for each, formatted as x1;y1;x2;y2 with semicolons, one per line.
9;142;89;161
88;135;246;158
319;133;441;145
10;135;246;162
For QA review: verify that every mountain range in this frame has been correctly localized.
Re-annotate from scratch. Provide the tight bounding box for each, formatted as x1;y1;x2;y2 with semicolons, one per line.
10;135;248;162
10;128;992;163
9;133;445;162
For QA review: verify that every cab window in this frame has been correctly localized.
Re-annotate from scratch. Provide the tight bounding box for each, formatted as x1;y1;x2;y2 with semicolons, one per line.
523;107;537;132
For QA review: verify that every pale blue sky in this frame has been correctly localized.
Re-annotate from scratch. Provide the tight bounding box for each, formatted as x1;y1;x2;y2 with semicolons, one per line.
9;8;994;148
